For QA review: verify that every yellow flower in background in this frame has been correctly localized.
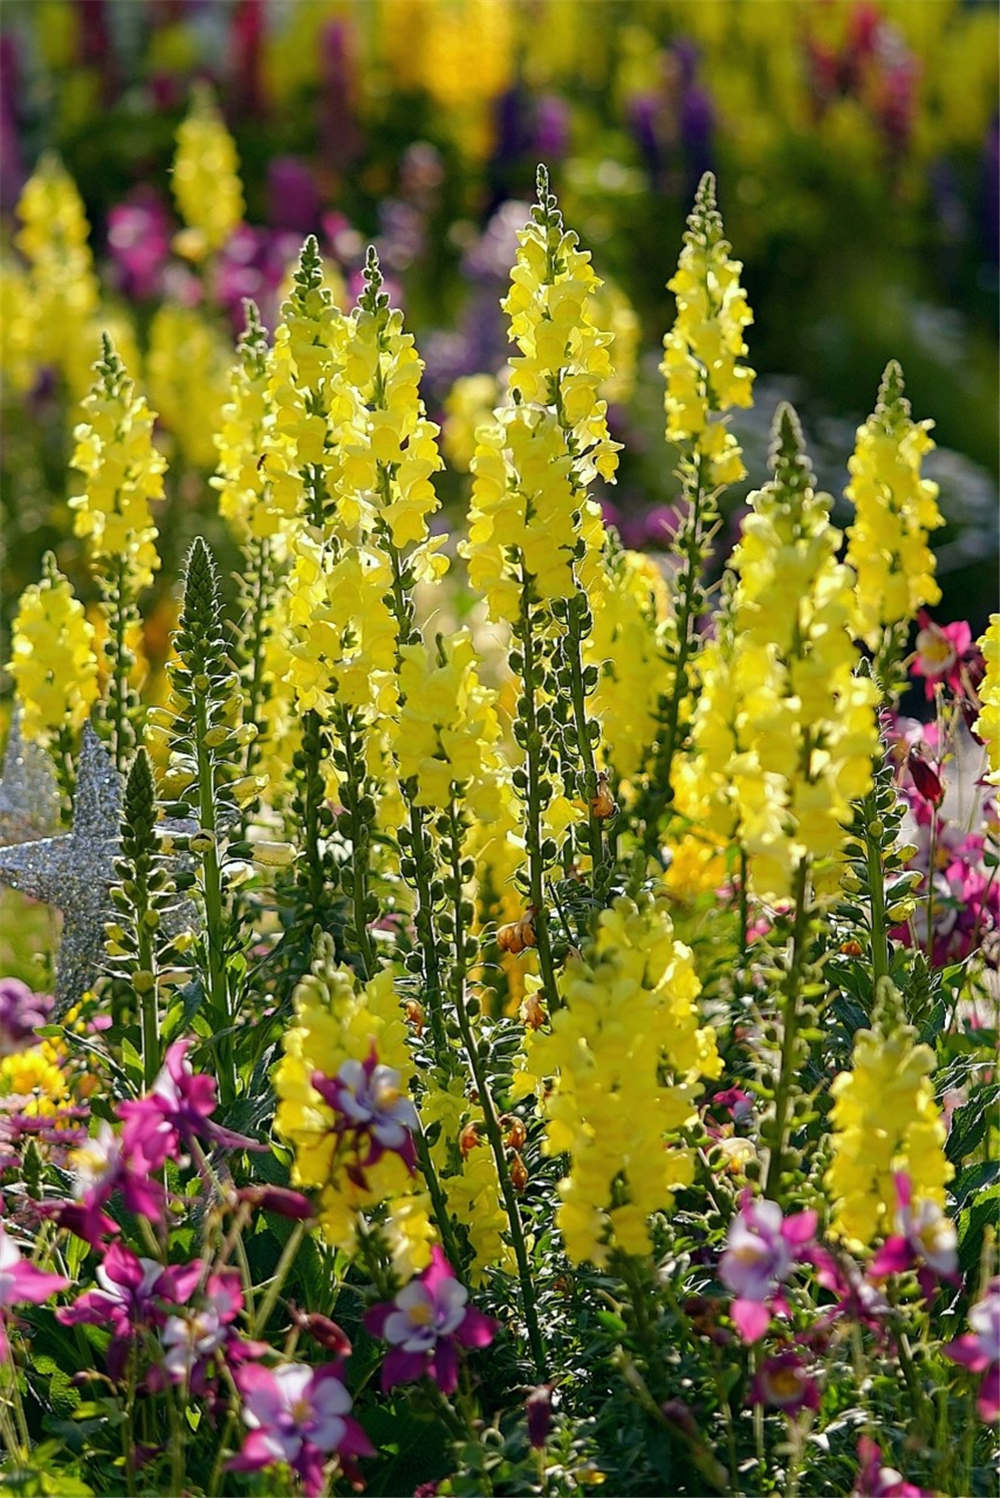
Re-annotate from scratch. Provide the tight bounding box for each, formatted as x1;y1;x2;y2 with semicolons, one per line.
661;171;754;485
826;1019;952;1249
13;152;100;400
974;615;1000;785
442;374;500;473
171;84;244;260
8;553;99;745
147;304;230;471
845;360;944;649
69;335;163;593
516;896;720;1266
213;300;276;542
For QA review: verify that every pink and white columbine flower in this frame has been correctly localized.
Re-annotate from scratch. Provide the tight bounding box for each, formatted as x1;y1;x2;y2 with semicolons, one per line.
158;1270;246;1390
0;1224;69;1361
229;1361;373;1496
719;1193;818;1343
311;1048;418;1177
869;1175;957;1298
749;1348;820;1413
58;1243;202;1382
943;1280;1000;1422
364;1246;497;1394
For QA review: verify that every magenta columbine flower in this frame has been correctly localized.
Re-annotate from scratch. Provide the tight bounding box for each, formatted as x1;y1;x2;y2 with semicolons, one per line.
311;1048;418;1178
719;1193;817;1343
854;1436;930;1496
0;1224;69;1360
912;614;979;702
57;1243;201;1381
749;1349;820;1413
364;1246;497;1394
0;979;53;1056
943;1280;1000;1422
118;1039;262;1168
229;1361;373;1496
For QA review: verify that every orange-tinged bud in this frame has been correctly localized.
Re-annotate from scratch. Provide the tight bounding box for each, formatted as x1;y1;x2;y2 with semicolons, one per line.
510;1152;529;1192
502;1115;527;1150
497;906;537;955
459;1121;483;1158
404;1000;425;1036
590;772;616;819
840;939;863;957
520;993;547;1031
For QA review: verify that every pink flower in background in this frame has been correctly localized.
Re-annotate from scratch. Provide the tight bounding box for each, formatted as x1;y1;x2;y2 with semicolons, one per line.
912;614;980;701
107;189;172;300
944;1281;1000;1422
719;1194;817;1342
0;1224;68;1359
854;1436;929;1496
365;1246;496;1393
0;979;53;1055
749;1349;819;1412
230;1361;373;1495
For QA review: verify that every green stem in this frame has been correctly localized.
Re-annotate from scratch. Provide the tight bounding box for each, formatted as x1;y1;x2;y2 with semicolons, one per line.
194;689;236;1103
407;800;449;1069
565;590;605;880
863;790;890;984
518;583;560;1013
340;707;378;979
762;857;810;1200
738;845;749;967
925;808;938;965
447;800;546;1379
253;1221;307;1336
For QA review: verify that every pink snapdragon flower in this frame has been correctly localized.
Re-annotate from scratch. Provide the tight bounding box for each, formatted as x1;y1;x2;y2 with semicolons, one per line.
854;1436;929;1496
0;1224;69;1360
311;1047;418;1180
869;1174;957;1298
364;1246;497;1393
748;1348;819;1413
943;1280;1000;1422
719;1194;818;1342
229;1361;373;1495
118;1040;262;1168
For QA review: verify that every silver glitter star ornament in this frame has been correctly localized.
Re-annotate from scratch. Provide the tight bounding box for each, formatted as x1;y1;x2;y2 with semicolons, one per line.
0;723;121;1009
0;709;61;846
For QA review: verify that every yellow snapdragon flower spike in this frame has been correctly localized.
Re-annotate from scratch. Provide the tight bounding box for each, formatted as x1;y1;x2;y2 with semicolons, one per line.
515;896;720;1266
212;300;276;543
13;153;100;400
339;250;445;553
974;615;1000;784
661;171;754;485
682;406;879;901
826;1021;952;1249
8;554;99;745
589;546;673;784
171;84;244;260
275;934;432;1269
845;361;944;649
262;235;348;531
69;335;163;593
394;630;503;819
147;304;229;470
463;168;619;623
